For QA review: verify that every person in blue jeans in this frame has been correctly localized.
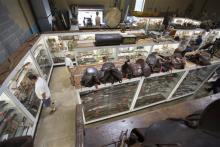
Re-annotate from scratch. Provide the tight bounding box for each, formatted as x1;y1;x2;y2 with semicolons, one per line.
28;73;56;114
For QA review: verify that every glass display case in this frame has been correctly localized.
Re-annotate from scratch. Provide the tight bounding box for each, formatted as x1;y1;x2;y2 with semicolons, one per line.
172;17;201;26
135;72;184;108
126;16;163;30
0;92;33;141
172;18;187;25
152;43;179;56
75;42;179;66
127;16;148;29
45;30;146;65
188;29;205;49
146;17;164;31
32;42;53;81
171;18;201;29
1;29;220;131
202;30;220;46
117;45;152;62
175;30;194;49
6;54;41;117
0;36;54;138
76;47;117;65
78;61;220;124
186;18;201;26
46;35;76;65
172;64;219;98
80;81;139;122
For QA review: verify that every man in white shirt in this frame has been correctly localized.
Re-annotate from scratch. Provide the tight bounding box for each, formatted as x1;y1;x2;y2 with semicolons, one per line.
95;11;101;27
28;74;56;113
65;54;75;86
65;55;74;72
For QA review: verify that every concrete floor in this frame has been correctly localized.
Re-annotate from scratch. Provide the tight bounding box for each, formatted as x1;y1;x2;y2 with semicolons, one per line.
34;67;77;147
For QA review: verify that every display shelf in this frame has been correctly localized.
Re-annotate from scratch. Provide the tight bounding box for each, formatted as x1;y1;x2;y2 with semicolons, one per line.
175;30;194;38
127;16;164;30
1;28;220;133
175;29;194;49
152;43;179;56
175;29;204;49
171;17;201;29
75;40;177;52
146;17;164;31
72;40;178;89
26;100;42;137
75;41;178;66
189;29;205;50
5;54;41;118
71;61;124;89
0;92;33;141
172;17;188;25
172;64;219;98
45;35;76;64
73;39;219;90
80;81;139;122
77;59;220;124
201;29;220;47
75;61;201;92
127;16;148;29
32;42;53;81
0;34;55;138
134;72;184;108
43;30;146;65
117;45;152;62
43;29;177;66
76;47;117;65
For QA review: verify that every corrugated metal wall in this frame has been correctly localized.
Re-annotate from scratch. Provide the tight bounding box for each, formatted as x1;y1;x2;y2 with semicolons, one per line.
0;0;38;64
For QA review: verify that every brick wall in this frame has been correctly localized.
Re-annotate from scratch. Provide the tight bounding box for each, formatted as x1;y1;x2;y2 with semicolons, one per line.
0;0;39;64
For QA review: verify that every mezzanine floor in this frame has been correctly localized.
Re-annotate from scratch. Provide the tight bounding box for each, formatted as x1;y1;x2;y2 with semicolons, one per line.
34;66;218;147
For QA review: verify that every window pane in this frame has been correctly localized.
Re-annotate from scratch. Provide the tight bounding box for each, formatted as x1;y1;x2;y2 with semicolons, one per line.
134;0;145;12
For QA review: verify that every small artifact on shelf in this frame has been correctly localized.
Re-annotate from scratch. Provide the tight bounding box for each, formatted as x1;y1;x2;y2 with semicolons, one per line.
68;40;77;51
121;34;137;44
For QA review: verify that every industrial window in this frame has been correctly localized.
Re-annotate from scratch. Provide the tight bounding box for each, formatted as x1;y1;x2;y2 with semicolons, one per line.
134;0;145;12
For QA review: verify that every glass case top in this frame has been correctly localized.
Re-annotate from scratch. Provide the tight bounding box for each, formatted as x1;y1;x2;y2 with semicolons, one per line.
172;64;218;98
46;36;76;63
118;46;152;62
135;72;184;108
0;93;32;141
33;44;52;80
77;48;116;65
7;55;41;117
152;43;179;56
80;81;139;122
175;30;194;38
